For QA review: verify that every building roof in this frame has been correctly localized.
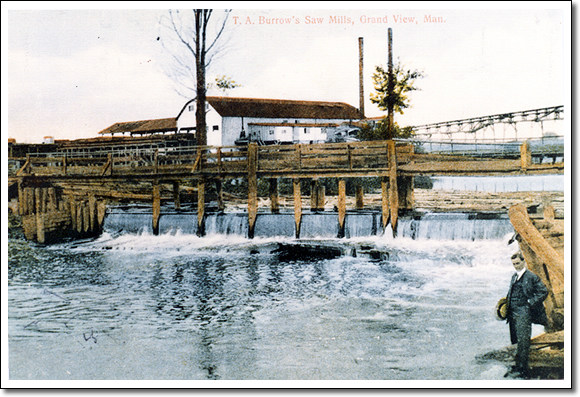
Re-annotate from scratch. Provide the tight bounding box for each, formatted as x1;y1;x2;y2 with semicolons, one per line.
248;122;340;128
98;118;177;135
178;97;362;120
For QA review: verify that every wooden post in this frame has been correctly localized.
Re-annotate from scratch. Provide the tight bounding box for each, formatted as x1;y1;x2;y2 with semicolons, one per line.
154;149;159;174
397;176;414;210
18;182;25;216
197;179;206;236
173;181;181;210
88;194;96;232
27;188;35;216
47;187;57;212
35;188;45;244
83;201;90;233
337;179;346;238
293;178;302;238
355;185;364;210
215;179;225;212
388;140;399;236
76;200;83;234
310;179;319;211
97;200;107;231
269;178;279;214
152;182;161;235
520;140;531;170
543;204;555;222
69;195;77;232
381;177;390;230
248;143;258;238
317;184;326;211
62;155;67;175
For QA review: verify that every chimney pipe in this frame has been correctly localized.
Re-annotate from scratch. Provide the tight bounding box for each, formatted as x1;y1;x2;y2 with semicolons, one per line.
358;37;365;119
387;28;394;139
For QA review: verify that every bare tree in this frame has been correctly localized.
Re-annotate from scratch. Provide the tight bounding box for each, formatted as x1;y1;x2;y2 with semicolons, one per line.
160;9;231;146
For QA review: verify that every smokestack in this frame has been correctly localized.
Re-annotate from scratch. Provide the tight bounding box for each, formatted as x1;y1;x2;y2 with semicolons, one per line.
358;37;365;119
387;28;394;139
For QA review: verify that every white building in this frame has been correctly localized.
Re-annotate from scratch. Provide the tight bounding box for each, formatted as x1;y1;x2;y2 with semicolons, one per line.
176;96;362;146
99;96;362;146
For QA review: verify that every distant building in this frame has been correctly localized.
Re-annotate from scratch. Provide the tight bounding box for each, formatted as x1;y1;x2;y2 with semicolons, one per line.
98;96;362;146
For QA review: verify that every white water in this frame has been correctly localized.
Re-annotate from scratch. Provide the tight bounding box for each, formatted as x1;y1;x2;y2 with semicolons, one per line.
8;225;538;382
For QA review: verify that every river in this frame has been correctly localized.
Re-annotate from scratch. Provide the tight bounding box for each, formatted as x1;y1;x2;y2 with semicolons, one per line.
7;212;547;384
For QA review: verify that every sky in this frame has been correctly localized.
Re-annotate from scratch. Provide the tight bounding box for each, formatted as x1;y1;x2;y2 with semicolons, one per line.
2;2;571;143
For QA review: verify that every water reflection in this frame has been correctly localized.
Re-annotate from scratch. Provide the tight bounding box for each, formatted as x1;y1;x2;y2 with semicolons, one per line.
8;234;517;380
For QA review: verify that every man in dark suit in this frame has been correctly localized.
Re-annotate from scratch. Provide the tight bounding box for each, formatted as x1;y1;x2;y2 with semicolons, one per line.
504;250;549;378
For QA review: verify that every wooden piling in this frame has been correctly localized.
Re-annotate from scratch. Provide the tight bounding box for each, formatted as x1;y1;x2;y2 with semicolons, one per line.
35;188;45;244
215;179;225;212
293;178;302;238
337;179;346;238
269;178;280;213
355;185;364;210
520;140;532;170
88;194;96;232
388;140;399;235
197;179;206;237
152;182;161;235
381;177;390;230
248;143;258;238
173;181;181;210
310;179;319;211
397;176;414;209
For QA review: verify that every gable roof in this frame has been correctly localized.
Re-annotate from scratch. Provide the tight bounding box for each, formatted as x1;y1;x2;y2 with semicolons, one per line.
178;97;362;120
98;118;177;135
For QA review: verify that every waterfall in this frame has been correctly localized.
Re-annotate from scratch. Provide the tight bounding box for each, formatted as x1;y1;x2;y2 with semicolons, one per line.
205;213;248;236
103;209;513;240
396;213;513;240
103;212;153;234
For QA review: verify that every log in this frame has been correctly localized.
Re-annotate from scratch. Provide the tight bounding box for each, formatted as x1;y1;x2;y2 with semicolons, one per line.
509;204;564;287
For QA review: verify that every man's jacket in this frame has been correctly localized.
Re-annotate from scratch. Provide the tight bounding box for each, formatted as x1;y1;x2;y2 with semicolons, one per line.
506;269;549;326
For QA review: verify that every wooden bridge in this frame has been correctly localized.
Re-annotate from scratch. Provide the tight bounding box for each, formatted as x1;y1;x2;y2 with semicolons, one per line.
10;139;564;243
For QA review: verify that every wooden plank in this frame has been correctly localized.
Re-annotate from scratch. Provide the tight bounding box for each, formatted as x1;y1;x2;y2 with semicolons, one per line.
356;185;364;210
531;330;564;345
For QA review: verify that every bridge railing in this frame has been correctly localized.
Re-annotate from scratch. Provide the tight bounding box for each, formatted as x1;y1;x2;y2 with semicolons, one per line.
15;141;418;177
399;136;564;162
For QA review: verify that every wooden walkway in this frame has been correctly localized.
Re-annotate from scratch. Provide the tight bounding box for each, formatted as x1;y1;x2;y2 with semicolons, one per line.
10;140;564;242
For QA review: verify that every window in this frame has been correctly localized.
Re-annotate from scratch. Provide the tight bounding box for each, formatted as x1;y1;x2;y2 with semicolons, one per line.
303;128;308;134
213;125;219;131
269;130;274;135
188;105;194;112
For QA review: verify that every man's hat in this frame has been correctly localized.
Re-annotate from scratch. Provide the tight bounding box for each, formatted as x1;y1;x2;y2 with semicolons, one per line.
495;297;508;320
